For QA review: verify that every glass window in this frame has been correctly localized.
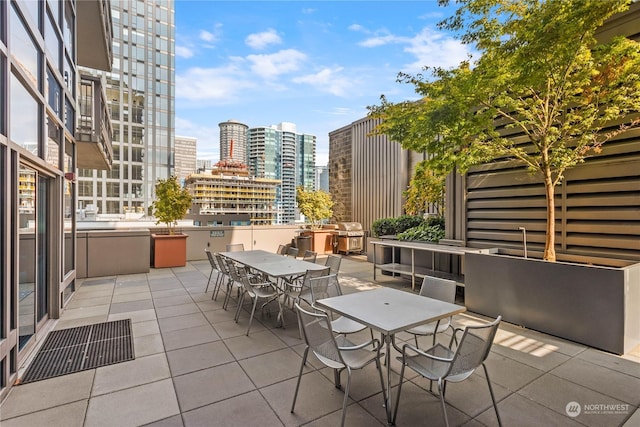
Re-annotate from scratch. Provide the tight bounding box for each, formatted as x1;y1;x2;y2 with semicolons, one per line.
63;3;74;55
10;5;40;86
64;142;74;275
106;182;120;197
45;116;60;168
10;73;40;154
64;97;74;133
63;54;74;94
78;181;92;197
20;0;40;29
46;67;61;116
45;10;61;72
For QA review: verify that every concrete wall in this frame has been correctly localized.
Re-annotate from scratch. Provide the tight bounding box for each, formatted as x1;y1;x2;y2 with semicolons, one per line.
77;225;302;277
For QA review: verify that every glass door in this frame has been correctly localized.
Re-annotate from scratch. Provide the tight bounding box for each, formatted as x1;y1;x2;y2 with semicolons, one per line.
18;165;50;349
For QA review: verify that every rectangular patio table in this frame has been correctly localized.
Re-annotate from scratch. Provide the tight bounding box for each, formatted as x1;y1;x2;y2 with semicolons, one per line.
220;249;327;281
315;287;466;425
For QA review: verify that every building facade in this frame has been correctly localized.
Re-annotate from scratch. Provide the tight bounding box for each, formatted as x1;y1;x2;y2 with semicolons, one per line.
1;0;113;399
219;119;248;163
78;0;175;216
315;165;329;192
248;122;316;224
185;164;279;225
329;117;424;232
174;135;197;184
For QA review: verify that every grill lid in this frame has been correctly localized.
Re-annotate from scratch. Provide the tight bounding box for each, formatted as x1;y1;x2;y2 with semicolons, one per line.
337;222;363;232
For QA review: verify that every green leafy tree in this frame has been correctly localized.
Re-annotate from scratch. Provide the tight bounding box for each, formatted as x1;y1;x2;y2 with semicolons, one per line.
404;162;445;216
152;176;192;235
296;186;334;228
369;0;640;261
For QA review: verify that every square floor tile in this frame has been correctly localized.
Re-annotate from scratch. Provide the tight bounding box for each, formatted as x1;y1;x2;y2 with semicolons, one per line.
166;341;234;376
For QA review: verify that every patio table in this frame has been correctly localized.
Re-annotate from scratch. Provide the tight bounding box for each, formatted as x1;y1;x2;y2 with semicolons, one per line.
315;287;466;425
220;249;326;281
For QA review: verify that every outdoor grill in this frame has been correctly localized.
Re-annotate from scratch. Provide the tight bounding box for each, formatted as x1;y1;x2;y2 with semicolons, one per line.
335;222;364;255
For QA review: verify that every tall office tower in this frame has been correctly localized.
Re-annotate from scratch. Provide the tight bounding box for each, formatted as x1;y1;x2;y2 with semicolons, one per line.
2;0;113;397
248;122;316;224
174;136;197;184
219;119;248;163
315;165;329;192
78;0;175;216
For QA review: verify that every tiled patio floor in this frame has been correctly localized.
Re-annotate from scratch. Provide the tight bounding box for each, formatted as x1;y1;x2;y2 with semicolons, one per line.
1;256;640;427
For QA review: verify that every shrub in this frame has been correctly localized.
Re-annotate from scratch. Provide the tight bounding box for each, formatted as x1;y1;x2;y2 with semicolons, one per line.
371;217;396;237
394;215;424;234
397;223;445;242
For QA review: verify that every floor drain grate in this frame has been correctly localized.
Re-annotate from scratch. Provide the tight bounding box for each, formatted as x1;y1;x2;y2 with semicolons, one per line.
21;319;134;384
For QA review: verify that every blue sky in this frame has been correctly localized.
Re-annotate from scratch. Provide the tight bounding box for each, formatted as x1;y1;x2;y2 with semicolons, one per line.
174;1;472;166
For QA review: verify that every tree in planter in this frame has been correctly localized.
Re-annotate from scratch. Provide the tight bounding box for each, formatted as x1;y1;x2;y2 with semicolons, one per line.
152;176;192;235
296;186;334;228
404;162;445;217
369;0;640;261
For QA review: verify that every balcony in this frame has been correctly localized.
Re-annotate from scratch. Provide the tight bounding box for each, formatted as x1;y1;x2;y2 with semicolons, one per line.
76;0;113;71
77;73;113;170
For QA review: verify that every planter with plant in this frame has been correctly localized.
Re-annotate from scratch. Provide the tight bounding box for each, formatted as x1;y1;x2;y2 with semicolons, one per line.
151;176;192;268
296;186;336;253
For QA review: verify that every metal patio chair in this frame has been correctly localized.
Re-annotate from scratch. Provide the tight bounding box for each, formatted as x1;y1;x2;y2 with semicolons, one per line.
204;248;222;294
291;303;387;427
404;276;458;348
229;259;284;335
302;250;317;263
226;243;245;252
394;315;503;426
324;254;342;274
276;244;288;255
286;246;299;258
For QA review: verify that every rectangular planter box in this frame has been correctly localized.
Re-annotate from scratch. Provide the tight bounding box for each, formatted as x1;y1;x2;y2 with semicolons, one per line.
152;233;188;268
465;252;640;355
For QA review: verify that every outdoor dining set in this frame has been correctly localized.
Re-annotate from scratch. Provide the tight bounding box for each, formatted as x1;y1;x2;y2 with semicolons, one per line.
204;244;503;427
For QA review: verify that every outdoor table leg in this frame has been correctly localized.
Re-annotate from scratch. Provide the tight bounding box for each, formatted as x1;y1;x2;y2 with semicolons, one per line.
385;333;394;425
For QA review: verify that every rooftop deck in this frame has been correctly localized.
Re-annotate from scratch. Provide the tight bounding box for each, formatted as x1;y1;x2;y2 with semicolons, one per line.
1;256;639;427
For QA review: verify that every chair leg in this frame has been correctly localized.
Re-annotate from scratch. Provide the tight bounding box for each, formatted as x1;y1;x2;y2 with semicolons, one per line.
483;363;503;427
392;355;407;424
340;368;352;427
437;379;450;427
212;274;223;301
246;297;258;335
291;347;309;413
375;355;387;411
234;292;246;322
205;269;214;293
333;368;342;389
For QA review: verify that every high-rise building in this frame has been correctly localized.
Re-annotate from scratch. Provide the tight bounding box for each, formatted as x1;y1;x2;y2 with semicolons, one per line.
1;0;113;398
248;122;316;224
196;158;212;174
315;165;329;192
174;135;197;184
78;0;175;216
185;163;280;225
219;119;248;163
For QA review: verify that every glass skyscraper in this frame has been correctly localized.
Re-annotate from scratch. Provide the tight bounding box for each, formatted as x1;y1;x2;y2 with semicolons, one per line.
248;122;316;224
78;0;175;216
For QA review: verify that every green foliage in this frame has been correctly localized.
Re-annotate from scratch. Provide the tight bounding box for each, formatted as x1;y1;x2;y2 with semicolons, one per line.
296;186;334;227
152;176;192;235
371;218;397;237
371;215;444;239
394;215;425;233
369;0;640;261
404;162;445;216
397;223;446;243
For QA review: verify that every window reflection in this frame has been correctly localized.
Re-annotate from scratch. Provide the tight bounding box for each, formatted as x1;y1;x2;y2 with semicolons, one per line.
18;166;36;348
10;5;40;86
10;73;40;155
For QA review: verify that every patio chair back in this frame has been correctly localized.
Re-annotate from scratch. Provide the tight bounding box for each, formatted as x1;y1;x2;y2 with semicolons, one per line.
226;243;245;252
419;276;456;303
276;244;287;255
297;267;330;305
324;254;342;274
302;250;317;263
286;246;299;257
448;316;501;378
295;303;344;368
308;273;342;301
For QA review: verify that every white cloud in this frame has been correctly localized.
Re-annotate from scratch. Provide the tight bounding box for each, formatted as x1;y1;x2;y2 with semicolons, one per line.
348;24;366;32
357;26;472;70
293;67;352;97
245;28;282;50
246;49;307;79
199;30;215;42
403;28;472;71
175;65;256;102
175;45;194;58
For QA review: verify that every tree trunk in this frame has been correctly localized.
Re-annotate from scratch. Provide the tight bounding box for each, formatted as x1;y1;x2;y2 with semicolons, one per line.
543;177;556;262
